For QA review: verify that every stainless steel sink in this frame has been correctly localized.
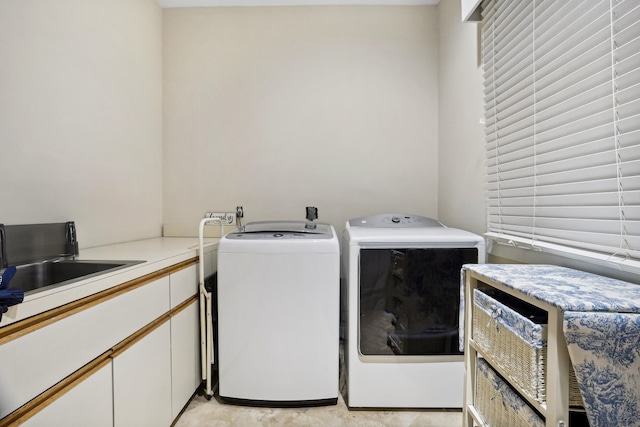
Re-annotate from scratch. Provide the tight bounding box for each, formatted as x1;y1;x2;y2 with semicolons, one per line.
10;259;144;295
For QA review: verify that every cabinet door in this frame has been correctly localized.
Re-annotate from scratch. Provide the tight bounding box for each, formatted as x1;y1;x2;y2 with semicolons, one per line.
21;361;113;427
170;265;197;309
0;276;170;419
171;299;201;419
113;322;172;427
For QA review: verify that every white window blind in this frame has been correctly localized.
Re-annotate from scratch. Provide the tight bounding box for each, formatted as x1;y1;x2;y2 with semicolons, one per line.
482;0;640;272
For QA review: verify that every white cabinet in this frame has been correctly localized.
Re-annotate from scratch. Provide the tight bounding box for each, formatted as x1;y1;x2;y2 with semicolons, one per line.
170;264;197;309
113;322;172;427
170;300;200;419
168;264;201;418
21;361;114;427
0;276;170;419
110;263;201;426
168;263;200;418
0;259;202;427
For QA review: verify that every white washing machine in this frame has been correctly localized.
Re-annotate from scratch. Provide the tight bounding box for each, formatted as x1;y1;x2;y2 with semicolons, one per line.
342;213;485;408
217;220;340;406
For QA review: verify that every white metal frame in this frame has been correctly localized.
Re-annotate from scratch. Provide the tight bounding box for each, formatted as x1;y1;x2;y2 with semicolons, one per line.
463;270;572;427
198;218;224;399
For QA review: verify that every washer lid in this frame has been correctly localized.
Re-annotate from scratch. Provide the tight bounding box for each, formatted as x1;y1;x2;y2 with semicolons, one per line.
226;220;333;240
348;213;443;228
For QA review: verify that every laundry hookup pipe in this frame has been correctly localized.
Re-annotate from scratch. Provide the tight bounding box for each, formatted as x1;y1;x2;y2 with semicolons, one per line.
198;217;224;399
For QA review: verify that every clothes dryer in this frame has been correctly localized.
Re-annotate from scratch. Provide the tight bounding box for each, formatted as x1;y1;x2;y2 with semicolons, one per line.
218;221;340;406
341;214;485;408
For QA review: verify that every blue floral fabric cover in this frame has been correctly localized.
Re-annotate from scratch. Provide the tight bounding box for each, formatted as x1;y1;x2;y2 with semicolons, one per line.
462;264;640;313
564;311;640;427
460;264;640;427
460;264;640;348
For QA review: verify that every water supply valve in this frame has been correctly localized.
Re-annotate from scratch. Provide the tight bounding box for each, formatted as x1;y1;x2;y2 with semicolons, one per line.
306;207;318;221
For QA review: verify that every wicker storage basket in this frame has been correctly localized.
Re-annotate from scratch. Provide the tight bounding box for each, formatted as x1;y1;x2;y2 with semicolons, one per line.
476;358;545;427
473;288;583;406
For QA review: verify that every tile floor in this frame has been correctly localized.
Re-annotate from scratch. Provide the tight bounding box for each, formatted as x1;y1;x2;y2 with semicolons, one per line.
173;393;462;427
175;342;463;426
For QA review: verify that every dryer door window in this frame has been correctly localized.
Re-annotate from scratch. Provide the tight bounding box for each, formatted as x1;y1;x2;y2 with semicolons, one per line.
358;248;477;356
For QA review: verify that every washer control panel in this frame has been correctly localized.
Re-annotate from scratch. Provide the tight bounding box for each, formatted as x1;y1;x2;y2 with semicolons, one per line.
225;221;333;239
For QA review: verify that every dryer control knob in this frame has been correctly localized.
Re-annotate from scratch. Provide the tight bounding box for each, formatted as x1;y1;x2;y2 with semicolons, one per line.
392;216;401;224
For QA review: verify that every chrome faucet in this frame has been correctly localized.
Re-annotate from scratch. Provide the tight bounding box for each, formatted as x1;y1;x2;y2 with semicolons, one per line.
0;224;6;269
65;221;79;257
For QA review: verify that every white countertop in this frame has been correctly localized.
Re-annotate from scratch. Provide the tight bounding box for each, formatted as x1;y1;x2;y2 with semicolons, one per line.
1;237;219;328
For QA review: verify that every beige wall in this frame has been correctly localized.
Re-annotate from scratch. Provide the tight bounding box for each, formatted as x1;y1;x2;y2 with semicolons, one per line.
163;6;439;235
437;0;485;235
0;0;163;248
1;2;487;249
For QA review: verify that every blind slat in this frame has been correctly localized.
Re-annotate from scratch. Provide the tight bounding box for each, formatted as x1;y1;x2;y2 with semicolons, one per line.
536;110;614;144
536;4;610;71
537;74;611;116
534;0;590;36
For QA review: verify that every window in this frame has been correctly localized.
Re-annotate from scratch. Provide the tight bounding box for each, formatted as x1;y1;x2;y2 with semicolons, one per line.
482;0;640;274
